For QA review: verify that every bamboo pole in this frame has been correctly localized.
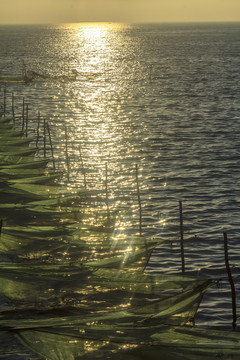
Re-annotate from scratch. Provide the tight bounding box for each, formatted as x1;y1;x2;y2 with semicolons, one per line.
135;164;142;236
43;119;46;158
179;200;185;274
36;111;40;147
105;163;110;224
46;121;55;169
79;145;87;190
25;103;29;137
12;92;15;123
22;97;25;131
3;87;6;118
223;231;237;330
65;126;70;181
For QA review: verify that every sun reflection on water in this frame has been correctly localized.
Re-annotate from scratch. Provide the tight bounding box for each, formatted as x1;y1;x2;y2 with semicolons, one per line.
78;23;110;45
65;25;126;165
47;22;170;238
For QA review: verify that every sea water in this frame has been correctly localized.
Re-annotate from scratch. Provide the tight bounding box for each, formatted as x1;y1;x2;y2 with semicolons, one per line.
0;22;240;332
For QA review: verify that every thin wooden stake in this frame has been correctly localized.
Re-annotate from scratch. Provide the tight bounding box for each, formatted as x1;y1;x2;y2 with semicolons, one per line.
79;145;87;190
0;219;2;235
22;97;25;131
223;231;237;330
25;103;29;137
179;200;185;274
36;111;40;147
3;87;6;118
43;119;46;158
65;126;70;181
105;163;110;224
46;121;55;169
135;164;142;236
12;92;15;123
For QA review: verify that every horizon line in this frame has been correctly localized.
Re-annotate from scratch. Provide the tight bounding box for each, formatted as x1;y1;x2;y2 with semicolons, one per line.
1;20;240;26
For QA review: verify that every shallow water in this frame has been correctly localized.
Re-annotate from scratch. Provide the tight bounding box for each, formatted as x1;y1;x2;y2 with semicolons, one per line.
0;22;240;330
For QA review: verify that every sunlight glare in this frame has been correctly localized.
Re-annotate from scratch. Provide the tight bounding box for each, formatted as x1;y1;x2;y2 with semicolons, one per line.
79;23;109;45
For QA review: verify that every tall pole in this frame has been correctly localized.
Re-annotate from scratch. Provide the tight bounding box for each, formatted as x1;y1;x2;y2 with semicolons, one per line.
105;163;110;225
25;103;29;137
46;122;55;169
3;87;6;118
79;145;87;190
12;92;15;123
36;111;41;147
43;119;46;158
179;200;185;274
65;126;70;182
135;164;142;236
22;97;25;131
223;231;237;330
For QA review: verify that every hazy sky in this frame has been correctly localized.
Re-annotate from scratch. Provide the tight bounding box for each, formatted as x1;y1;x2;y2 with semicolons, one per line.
1;0;240;24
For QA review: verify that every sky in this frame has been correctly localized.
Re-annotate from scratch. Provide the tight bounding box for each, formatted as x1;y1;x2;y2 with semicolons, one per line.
0;0;240;24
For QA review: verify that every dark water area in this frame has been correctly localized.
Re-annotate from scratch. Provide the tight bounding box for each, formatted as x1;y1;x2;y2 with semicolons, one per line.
0;22;240;334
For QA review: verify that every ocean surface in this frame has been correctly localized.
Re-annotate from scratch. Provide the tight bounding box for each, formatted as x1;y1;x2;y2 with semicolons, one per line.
0;22;240;335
